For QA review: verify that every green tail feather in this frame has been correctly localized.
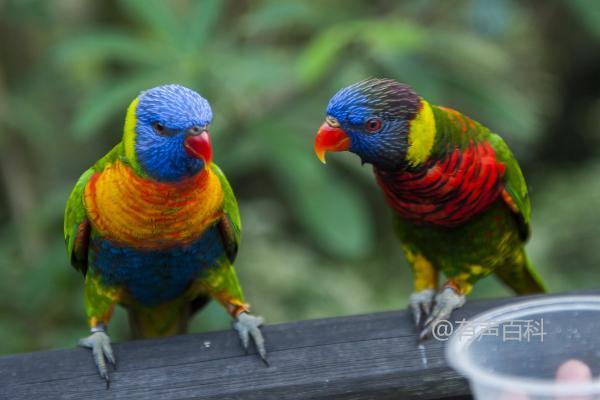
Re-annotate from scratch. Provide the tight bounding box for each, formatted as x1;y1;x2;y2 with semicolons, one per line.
127;294;212;339
495;251;547;295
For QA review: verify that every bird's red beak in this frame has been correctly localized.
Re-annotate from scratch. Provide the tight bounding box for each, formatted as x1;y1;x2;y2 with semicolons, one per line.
314;122;350;164
184;131;212;164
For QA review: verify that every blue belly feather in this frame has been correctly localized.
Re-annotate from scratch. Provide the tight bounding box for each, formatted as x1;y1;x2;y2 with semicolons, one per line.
90;225;224;306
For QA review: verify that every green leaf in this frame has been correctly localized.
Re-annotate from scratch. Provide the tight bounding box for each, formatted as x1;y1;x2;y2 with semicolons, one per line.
4;95;51;139
186;0;223;49
297;25;356;86
290;169;373;259
428;30;509;76
71;73;163;139
257;118;373;259
53;31;156;66
298;19;428;86
568;0;600;38
119;0;182;44
241;2;314;35
359;20;428;55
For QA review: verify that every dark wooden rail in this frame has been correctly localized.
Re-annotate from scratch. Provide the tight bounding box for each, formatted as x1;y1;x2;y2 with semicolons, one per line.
1;290;597;400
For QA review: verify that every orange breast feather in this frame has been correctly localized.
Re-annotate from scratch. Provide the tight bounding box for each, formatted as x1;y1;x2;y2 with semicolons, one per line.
85;161;223;249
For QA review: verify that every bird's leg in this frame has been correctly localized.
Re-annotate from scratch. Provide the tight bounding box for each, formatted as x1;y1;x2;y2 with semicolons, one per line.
419;279;467;341
405;249;439;327
79;323;116;388
222;299;268;365
193;265;269;366
409;289;436;327
80;274;119;387
233;311;268;365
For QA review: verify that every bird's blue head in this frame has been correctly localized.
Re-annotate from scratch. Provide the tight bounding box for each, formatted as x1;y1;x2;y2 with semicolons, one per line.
314;78;425;170
123;84;214;182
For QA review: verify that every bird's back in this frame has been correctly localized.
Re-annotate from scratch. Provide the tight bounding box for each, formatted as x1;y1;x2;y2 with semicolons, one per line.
375;104;508;228
380;103;544;294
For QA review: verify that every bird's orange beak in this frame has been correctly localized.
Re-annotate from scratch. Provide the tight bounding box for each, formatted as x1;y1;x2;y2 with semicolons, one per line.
314;122;350;164
184;130;212;164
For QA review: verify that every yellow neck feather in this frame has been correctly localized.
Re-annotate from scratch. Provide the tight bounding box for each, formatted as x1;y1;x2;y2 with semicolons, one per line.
406;99;436;167
123;97;140;173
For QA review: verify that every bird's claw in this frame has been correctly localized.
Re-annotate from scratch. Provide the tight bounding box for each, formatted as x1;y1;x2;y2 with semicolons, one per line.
409;288;436;327
79;330;115;387
419;287;465;342
233;312;268;366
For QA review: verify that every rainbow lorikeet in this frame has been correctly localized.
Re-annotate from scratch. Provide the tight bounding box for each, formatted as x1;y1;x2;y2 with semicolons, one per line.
313;78;546;340
64;84;266;385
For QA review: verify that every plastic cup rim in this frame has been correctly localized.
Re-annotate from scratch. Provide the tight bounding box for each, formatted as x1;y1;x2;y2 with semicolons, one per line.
446;295;600;396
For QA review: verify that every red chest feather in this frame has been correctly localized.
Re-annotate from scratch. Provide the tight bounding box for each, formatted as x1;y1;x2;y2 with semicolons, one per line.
375;141;505;227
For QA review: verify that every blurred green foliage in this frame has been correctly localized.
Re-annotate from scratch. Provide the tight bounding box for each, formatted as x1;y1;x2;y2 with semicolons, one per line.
0;0;599;354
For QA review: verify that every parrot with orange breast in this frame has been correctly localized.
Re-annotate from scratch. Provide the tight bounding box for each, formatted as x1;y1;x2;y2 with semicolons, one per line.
64;84;267;385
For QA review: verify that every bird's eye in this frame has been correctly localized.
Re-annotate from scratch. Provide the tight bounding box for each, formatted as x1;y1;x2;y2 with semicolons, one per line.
365;118;382;133
153;122;165;134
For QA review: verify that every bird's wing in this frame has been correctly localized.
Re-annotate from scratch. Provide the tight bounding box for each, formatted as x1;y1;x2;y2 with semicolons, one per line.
64;168;93;275
64;143;123;275
488;133;531;241
211;163;241;263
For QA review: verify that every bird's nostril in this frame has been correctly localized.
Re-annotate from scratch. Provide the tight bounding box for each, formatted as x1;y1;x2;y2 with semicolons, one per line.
188;126;205;135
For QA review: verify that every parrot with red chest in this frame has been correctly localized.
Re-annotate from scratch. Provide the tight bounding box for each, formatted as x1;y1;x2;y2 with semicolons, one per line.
64;84;267;385
313;78;546;339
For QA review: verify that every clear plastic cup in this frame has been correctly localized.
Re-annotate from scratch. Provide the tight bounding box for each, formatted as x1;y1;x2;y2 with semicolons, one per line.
446;295;600;399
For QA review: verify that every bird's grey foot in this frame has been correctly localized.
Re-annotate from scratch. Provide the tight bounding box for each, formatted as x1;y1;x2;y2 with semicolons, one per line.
419;287;466;341
233;312;268;366
78;325;115;388
409;288;436;327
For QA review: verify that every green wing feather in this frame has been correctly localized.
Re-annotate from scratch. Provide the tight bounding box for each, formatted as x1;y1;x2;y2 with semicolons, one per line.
189;163;245;313
64;144;124;275
488;133;531;241
211;163;241;263
64;169;93;275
